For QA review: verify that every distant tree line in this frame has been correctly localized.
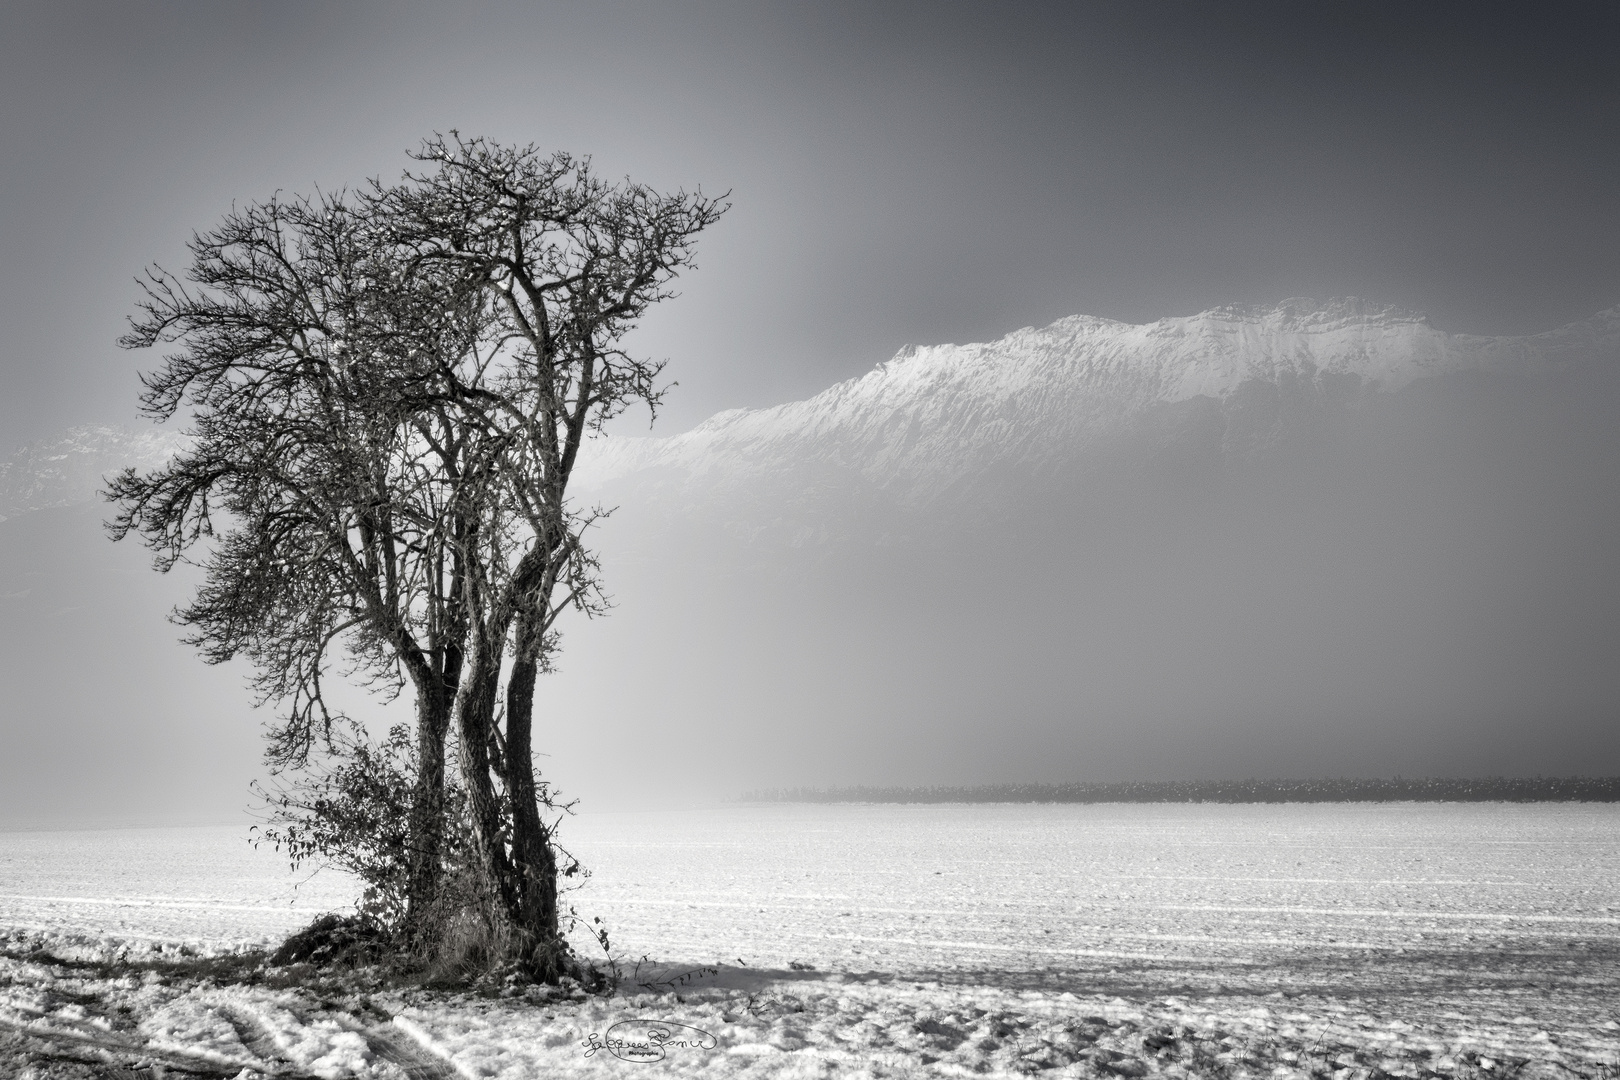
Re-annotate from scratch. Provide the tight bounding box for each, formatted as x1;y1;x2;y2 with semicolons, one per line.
742;777;1620;804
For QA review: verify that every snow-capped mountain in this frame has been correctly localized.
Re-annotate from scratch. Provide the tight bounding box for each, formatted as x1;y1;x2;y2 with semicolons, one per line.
5;300;1618;804
8;299;1616;531
573;298;1620;512
0;425;190;522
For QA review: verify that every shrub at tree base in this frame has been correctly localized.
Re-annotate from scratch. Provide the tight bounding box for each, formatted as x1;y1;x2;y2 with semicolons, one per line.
270;914;391;968
254;723;603;985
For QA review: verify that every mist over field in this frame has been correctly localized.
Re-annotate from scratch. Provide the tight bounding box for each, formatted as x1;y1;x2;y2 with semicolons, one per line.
543;305;1620;800
3;301;1617;825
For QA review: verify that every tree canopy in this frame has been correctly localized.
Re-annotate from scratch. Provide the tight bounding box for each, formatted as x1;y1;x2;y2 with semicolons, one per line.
108;134;726;979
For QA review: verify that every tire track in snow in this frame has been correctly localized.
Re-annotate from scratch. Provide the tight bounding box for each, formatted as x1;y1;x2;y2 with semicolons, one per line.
662;928;1247;965
387;1013;470;1080
1150;903;1620;924
212;998;317;1076
0;1013;317;1078
0;894;317;911
352;1018;461;1080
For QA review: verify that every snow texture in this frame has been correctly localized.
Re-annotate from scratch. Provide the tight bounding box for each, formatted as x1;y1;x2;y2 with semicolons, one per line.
2;804;1616;1077
0;824;361;947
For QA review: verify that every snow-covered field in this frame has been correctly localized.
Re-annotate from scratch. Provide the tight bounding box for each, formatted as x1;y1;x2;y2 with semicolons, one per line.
2;803;1617;1078
0;824;360;949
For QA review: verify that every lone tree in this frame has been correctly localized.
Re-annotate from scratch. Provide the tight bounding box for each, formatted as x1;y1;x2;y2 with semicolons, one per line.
108;135;725;979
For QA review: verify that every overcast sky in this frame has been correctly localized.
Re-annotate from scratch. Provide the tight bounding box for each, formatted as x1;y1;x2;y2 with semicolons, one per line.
3;3;1620;825
3;0;1617;448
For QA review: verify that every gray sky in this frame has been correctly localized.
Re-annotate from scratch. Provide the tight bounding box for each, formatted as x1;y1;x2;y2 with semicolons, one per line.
2;0;1617;446
3;2;1619;825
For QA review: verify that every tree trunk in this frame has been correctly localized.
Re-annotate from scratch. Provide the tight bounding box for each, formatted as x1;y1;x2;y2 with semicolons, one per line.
453;621;520;951
404;673;453;942
505;613;565;979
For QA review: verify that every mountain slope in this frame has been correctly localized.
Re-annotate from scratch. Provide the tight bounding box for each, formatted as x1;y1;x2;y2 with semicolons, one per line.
530;298;1620;797
5;300;1619;813
11;300;1615;524
575;298;1620;518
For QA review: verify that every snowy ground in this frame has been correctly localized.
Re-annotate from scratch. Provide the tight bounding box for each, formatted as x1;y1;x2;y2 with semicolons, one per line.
0;824;359;949
1;803;1617;1078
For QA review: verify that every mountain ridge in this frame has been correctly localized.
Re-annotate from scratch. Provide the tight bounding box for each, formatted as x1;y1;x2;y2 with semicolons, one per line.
5;300;1619;796
6;299;1616;520
570;297;1620;507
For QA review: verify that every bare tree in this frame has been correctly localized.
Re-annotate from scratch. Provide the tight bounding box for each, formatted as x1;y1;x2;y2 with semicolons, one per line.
373;134;726;975
107;190;487;939
108;135;725;980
